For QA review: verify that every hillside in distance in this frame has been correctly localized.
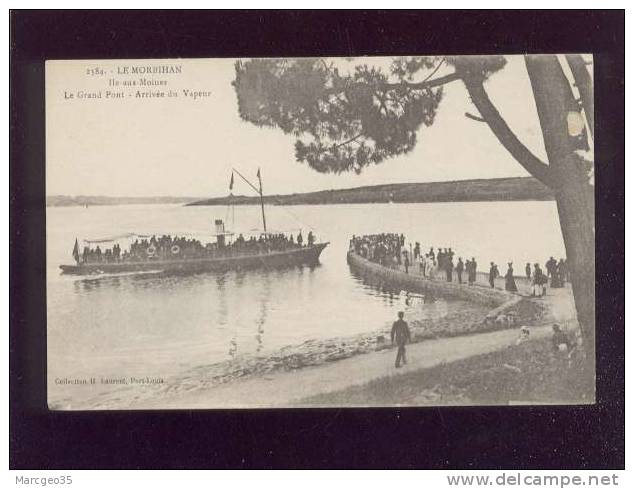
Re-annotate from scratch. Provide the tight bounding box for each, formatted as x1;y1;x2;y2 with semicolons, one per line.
47;195;202;207
187;177;554;206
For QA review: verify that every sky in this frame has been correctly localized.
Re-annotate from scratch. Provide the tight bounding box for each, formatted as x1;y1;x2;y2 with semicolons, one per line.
45;55;572;198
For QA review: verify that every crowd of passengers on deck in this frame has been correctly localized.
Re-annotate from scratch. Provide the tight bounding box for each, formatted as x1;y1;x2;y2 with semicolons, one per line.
80;231;316;264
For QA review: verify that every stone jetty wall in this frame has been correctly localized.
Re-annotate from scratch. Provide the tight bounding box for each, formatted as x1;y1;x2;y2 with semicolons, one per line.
347;251;514;309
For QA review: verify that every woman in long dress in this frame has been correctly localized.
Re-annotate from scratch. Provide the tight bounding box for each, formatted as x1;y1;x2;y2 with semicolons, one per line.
505;262;518;292
428;258;437;279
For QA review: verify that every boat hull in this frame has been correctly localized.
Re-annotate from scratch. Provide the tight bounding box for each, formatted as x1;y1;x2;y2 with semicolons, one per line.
60;243;329;276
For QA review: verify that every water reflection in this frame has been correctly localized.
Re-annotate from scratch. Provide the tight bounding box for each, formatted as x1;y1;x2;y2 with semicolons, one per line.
71;270;178;293
254;271;272;354
69;263;314;361
348;266;441;311
73;275;116;292
349;267;403;296
68;261;321;295
216;272;228;328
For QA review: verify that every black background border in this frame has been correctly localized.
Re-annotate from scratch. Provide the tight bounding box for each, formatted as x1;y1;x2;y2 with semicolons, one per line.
10;10;625;469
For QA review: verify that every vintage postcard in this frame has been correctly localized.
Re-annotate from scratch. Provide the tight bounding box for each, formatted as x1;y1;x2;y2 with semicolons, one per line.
46;55;595;410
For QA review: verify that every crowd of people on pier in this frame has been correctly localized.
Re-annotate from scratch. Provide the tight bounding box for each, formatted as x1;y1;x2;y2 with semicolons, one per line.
349;233;406;267
349;233;569;294
349;234;579;372
79;230;316;264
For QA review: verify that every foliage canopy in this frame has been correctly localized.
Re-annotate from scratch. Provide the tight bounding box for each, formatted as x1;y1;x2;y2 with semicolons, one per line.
233;56;506;174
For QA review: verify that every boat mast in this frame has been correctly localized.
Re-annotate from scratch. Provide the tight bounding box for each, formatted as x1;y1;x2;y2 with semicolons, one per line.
256;168;267;235
231;167;268;235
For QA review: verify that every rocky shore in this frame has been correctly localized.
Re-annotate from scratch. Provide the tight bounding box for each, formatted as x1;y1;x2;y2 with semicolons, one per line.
162;296;541;390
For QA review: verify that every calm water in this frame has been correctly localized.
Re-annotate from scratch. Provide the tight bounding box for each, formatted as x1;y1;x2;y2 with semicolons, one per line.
47;202;565;388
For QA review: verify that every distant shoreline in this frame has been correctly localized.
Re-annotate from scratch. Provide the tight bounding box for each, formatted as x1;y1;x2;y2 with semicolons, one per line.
47;177;554;208
187;177;554;207
46;196;202;207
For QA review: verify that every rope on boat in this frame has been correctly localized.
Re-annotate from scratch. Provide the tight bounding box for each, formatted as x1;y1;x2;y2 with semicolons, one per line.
225;177;321;235
82;231;210;243
82;232;146;243
269;197;319;233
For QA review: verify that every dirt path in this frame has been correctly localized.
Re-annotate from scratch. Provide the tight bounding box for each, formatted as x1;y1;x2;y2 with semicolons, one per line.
138;286;576;409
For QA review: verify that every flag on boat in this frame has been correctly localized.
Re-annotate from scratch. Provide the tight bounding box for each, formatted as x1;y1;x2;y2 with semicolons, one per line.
229;172;234;191
256;168;261;179
72;238;80;263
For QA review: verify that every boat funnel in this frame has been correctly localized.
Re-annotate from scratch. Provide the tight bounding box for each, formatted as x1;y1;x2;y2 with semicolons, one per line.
215;219;226;248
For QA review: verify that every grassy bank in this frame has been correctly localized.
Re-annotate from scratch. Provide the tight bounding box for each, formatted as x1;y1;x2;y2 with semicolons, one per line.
299;337;594;406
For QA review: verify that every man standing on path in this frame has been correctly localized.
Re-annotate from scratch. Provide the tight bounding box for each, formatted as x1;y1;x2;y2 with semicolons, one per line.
532;263;547;297
489;262;499;288
546;256;557;277
456;257;464;284
391;311;411;368
468;258;477;286
446;256;454;282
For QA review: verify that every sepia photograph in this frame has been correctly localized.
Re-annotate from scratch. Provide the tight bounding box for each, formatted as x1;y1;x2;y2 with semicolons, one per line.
11;7;628;473
44;53;597;410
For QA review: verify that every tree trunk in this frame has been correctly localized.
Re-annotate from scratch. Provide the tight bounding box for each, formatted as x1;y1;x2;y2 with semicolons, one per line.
524;55;595;356
565;54;594;139
553;171;595;354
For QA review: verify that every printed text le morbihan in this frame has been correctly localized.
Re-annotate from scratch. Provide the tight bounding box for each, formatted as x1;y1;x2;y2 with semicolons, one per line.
116;64;182;75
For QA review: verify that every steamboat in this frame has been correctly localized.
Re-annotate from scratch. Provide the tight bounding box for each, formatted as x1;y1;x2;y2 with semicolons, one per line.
59;169;329;275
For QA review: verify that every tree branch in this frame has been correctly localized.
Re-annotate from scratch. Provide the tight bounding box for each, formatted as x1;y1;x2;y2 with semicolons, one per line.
462;77;553;187
310;63;551;187
376;90;389;115
331;133;363;150
464;112;486;123
419;57;446;83
384;72;462;90
321;71;460;100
